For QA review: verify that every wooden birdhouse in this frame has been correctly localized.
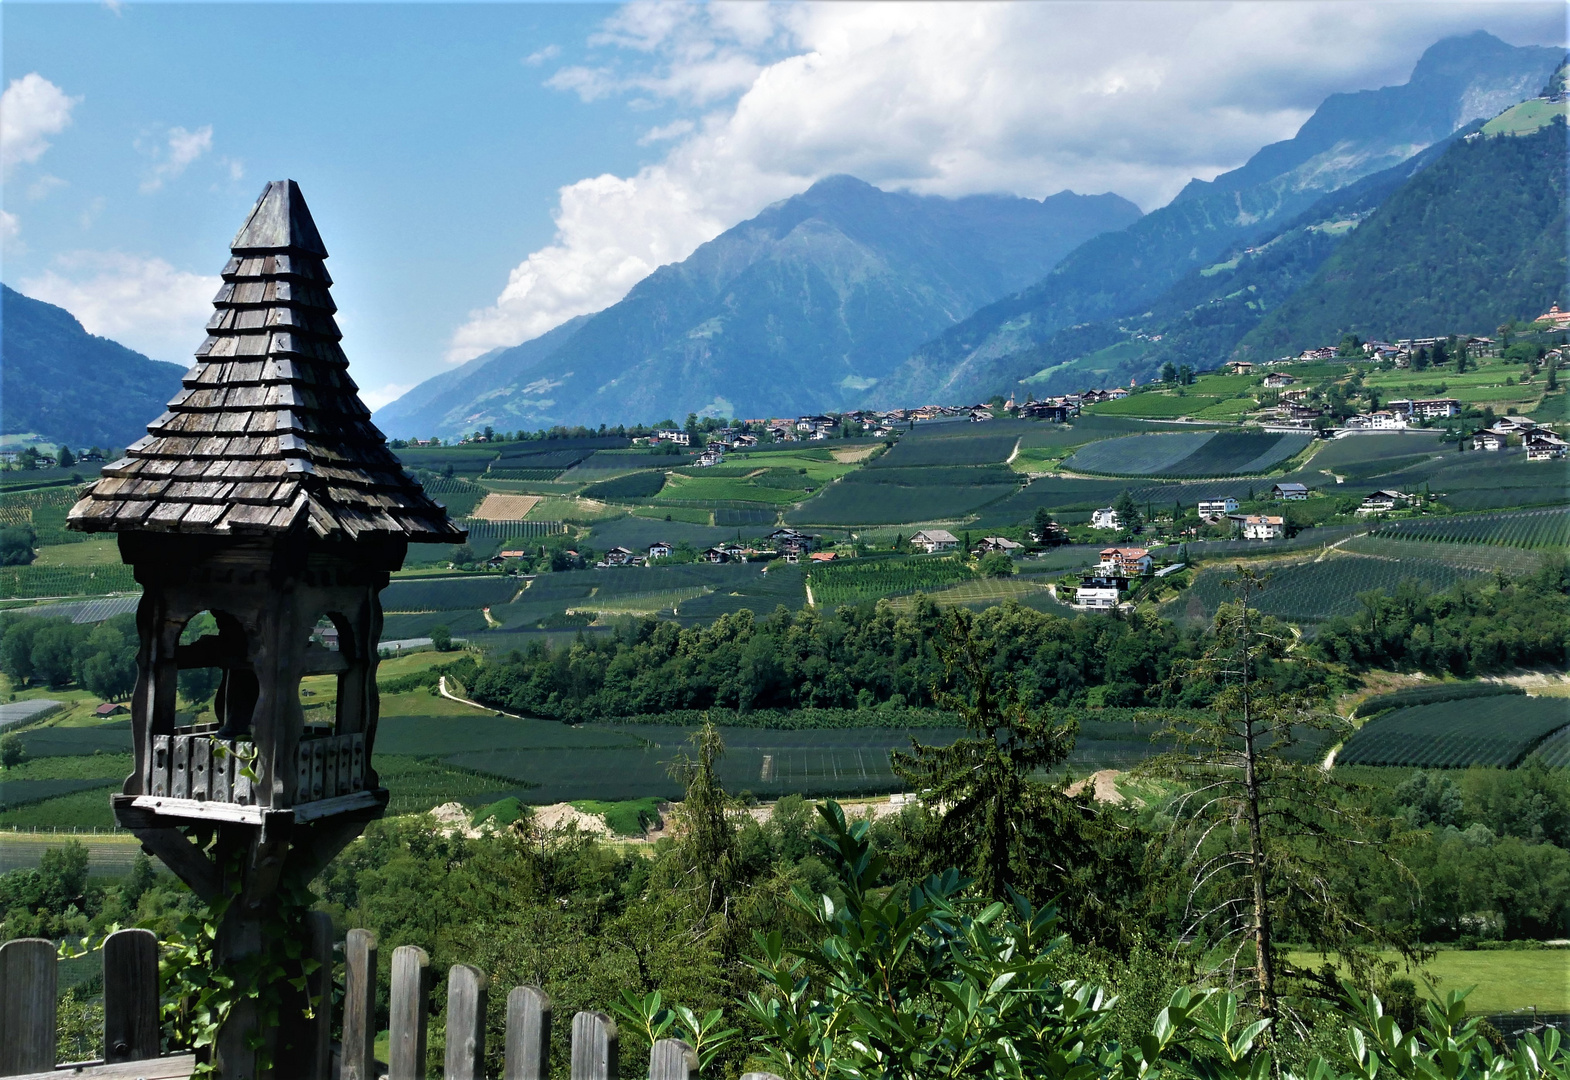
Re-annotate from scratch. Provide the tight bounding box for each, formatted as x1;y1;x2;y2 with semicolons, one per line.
66;180;462;935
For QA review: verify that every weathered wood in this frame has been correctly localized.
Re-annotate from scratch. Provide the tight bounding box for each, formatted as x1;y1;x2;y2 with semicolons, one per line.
740;1073;785;1080
102;928;159;1064
0;938;58;1077
648;1038;696;1080
8;1052;197;1080
570;1011;618;1080
504;985;551;1080
444;963;489;1080
341;928;379;1080
389;945;430;1080
307;911;334;1080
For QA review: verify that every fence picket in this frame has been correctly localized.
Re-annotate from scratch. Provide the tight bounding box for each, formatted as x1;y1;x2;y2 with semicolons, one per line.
0;938;57;1077
102;928;159;1064
444;964;489;1080
341;929;379;1080
505;985;551;1080
570;1010;618;1080
389;945;431;1080
648;1038;696;1080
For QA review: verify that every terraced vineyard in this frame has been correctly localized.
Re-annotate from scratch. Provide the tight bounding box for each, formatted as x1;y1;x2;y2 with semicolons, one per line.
1338;536;1548;576
885;576;1064;612
0;563;137;600
1181;554;1482;624
1065;431;1310;478
808;556;975;607
1367;507;1570;548
1534;724;1570;767
1337;696;1570;768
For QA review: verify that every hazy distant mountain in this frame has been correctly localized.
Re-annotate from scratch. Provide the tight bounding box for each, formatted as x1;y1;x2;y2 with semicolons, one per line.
873;31;1565;404
1235;119;1567;356
375;177;1141;435
1;284;186;450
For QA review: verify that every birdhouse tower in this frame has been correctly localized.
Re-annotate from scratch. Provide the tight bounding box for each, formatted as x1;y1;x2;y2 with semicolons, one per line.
66;180;463;1076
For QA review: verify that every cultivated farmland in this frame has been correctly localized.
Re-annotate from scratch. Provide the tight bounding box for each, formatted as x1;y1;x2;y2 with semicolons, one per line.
1336;696;1570;769
1180;555;1483;624
1367;507;1570;549
808;556;975;607
1065;431;1310;478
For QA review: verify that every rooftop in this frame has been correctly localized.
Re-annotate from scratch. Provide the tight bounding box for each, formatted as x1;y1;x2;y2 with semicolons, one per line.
68;181;462;545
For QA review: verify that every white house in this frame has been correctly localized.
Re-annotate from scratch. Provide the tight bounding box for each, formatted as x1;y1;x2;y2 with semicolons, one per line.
1262;373;1296;388
1074;576;1122;610
1091;507;1122;530
1271;483;1309;501
1526;432;1568;461
1237;515;1286;540
1197;497;1238;518
1097;547;1152;577
1475;429;1508;452
656;430;691;446
911;529;961;553
604;546;637;565
647;541;673;560
696;449;725;467
1357;490;1410;514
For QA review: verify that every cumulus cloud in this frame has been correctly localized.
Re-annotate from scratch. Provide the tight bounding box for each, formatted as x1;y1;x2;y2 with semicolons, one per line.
0;210;19;241
451;0;1565;362
21;251;220;363
524;44;561;66
0;73;80;176
361;383;416;411
140;124;214;193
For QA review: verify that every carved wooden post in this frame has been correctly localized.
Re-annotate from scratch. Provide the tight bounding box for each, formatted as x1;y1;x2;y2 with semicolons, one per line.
505;985;551;1080
103;928;160;1064
444;963;489;1080
570;1010;618;1080
66;178;464;1080
341;928;379;1080
649;1038;697;1080
0;938;56;1077
390;945;431;1080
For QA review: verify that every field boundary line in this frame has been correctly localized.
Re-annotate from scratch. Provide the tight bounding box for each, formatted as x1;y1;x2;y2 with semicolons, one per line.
1315;530;1369;563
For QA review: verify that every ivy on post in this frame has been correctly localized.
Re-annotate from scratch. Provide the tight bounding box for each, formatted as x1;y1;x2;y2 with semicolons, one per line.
64;179;464;1079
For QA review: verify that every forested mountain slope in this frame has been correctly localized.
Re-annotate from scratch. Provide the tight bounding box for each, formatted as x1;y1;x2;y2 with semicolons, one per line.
0;284;186;451
870;31;1564;405
1236;120;1568;356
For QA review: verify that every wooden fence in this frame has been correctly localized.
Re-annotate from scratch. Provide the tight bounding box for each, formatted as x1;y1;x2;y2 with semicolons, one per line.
1;926;780;1080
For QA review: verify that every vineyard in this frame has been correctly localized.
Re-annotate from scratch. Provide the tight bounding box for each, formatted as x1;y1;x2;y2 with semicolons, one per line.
382;576;522;611
0;563;137;600
1336;696;1570;768
1065;431;1309;478
1367;507;1570;548
582;471;667;500
1338;536;1548;576
790;465;1019;525
1534;724;1570;768
0;485;90;546
885;576;1062;612
1181;555;1482;624
871;432;1020;468
808;556;974;607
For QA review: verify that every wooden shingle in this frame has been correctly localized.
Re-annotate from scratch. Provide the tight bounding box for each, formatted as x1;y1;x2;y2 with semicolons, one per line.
68;180;463;545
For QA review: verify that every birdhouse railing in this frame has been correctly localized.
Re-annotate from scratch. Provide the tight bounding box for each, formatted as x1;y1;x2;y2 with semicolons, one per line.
143;727;368;820
1;926;781;1080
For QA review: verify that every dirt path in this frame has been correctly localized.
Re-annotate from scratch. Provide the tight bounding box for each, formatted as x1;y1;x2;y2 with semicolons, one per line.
438;676;525;718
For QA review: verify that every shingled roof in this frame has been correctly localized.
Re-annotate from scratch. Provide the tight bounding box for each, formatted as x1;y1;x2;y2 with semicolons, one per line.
68;181;464;544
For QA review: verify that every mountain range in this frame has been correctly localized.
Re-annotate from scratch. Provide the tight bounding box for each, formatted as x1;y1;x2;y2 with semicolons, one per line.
3;32;1564;449
376;180;1141;437
1;284;186;451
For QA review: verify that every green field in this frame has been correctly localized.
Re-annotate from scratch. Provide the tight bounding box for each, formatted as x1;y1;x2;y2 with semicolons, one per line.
884;576;1063;612
1480;98;1570;137
1337;697;1570;769
1338;536;1549;576
1285;948;1570;1014
1367;507;1570;549
1087;394;1226;418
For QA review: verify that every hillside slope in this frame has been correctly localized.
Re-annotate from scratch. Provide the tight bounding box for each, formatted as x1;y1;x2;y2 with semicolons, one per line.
377;177;1141;434
0;284;187;450
1235;120;1568;355
871;31;1564;405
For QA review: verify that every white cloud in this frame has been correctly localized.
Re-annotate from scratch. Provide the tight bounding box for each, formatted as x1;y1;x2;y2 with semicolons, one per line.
26;173;67;201
140;124;214;193
524;44;561;66
452;0;1566;362
21;251;219;363
0;210;19;241
0;73;80;176
361;383;416;411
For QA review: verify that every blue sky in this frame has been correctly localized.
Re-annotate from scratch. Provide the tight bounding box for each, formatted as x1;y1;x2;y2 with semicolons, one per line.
3;2;1564;408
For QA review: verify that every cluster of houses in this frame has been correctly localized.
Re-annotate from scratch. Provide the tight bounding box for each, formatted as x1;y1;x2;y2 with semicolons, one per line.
1470;416;1567;459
